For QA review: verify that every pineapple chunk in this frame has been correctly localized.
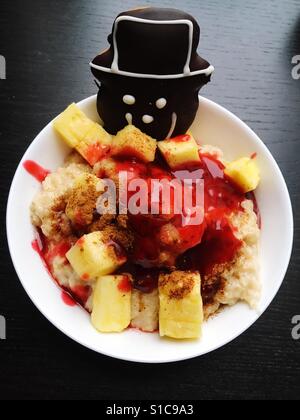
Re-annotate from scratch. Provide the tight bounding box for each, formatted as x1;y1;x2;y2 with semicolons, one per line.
112;125;157;163
66;232;126;281
53;103;95;148
53;103;113;165
158;134;201;170
224;157;260;193
159;271;203;339
91;275;132;332
76;123;113;166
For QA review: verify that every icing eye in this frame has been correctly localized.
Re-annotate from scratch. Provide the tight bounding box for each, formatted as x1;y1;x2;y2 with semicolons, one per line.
142;115;154;124
156;98;167;109
123;95;136;105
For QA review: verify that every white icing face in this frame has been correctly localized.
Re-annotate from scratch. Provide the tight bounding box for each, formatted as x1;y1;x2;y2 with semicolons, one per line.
142;115;154;124
122;91;172;132
123;94;136;105
156;98;167;109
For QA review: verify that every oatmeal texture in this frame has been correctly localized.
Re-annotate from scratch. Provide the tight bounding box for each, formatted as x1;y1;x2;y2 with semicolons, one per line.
31;160;91;240
203;199;260;319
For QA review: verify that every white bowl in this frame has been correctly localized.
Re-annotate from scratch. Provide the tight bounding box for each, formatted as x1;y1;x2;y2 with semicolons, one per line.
6;95;293;363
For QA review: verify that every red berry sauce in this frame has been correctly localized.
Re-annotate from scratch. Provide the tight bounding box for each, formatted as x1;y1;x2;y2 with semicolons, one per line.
118;276;132;293
23;160;50;182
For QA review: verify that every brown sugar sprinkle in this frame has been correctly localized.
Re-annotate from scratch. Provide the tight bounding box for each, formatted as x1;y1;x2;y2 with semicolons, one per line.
47;196;72;240
52;195;68;213
113;126;156;161
202;275;225;305
159;271;196;300
117;215;129;229
88;214;116;232
66;175;100;227
201;262;229;305
101;225;134;252
50;211;73;239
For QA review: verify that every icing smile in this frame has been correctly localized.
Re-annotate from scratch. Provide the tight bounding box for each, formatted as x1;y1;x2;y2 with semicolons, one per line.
123;111;177;140
166;113;178;139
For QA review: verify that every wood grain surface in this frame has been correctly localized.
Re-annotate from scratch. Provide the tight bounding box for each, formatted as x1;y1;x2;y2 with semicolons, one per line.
0;0;299;400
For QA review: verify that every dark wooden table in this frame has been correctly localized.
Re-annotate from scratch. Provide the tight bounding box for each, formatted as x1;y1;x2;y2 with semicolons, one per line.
0;0;299;400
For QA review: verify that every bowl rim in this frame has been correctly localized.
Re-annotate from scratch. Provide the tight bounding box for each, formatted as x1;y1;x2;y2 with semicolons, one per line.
6;95;294;363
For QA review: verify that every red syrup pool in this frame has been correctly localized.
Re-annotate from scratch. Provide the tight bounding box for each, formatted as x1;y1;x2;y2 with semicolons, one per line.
113;152;256;295
121;153;245;271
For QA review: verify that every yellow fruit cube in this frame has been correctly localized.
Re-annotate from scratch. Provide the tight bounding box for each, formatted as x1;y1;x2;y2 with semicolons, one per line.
53;103;113;165
66;232;127;281
91;275;132;332
159;271;203;339
112;125;157;163
53;103;94;148
158;134;201;170
224;157;260;193
76;123;113;166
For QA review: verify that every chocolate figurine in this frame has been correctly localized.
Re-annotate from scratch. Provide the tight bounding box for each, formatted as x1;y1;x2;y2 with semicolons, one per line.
90;7;214;141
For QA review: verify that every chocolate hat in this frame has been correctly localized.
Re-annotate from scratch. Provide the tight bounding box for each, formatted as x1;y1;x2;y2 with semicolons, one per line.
91;7;214;140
